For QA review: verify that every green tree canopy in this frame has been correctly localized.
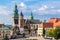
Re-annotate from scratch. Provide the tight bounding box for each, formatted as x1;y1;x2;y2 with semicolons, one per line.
3;34;9;40
54;26;60;39
48;28;54;37
42;28;45;37
48;26;60;40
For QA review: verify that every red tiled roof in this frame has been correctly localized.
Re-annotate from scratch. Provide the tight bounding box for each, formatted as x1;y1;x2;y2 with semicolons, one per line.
48;18;56;23
43;23;53;28
0;24;4;27
47;18;60;28
56;18;60;21
38;23;53;28
39;18;60;28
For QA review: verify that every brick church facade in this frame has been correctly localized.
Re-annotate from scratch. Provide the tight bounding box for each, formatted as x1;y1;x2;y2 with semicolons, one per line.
11;4;40;36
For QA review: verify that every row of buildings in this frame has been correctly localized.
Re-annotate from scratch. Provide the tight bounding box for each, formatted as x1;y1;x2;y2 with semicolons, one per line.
38;18;60;36
0;4;60;38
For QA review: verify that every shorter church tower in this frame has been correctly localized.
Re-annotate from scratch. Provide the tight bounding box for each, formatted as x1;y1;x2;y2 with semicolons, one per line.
19;11;24;28
29;11;34;20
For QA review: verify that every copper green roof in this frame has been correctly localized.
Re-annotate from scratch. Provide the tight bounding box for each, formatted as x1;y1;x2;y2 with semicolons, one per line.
0;27;10;30
29;19;41;24
30;11;33;20
14;4;18;17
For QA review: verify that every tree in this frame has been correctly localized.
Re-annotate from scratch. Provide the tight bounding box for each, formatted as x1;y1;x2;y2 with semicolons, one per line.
48;28;54;37
48;26;60;40
54;26;60;40
42;28;45;37
3;34;9;40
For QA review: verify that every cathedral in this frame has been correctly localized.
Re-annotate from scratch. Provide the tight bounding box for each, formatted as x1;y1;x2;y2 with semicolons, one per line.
11;4;40;37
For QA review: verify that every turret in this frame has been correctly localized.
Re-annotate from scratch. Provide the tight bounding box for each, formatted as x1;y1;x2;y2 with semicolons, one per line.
14;4;18;17
19;11;24;19
12;4;19;28
30;11;34;20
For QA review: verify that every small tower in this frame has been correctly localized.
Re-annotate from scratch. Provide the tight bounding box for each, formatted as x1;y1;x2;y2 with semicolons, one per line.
19;11;24;28
12;4;19;28
30;11;34;20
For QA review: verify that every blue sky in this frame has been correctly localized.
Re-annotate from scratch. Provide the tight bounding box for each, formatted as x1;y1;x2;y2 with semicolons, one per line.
0;0;60;25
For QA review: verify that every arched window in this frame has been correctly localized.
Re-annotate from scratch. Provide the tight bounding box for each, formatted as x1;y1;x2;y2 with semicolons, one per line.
14;18;18;24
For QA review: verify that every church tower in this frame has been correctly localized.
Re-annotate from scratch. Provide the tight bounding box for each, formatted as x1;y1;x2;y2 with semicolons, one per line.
12;4;19;28
19;11;24;28
30;11;34;20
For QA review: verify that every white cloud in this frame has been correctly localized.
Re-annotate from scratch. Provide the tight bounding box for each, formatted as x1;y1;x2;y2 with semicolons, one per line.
50;9;60;13
0;5;10;15
18;2;27;11
19;2;26;8
33;5;48;15
0;5;12;24
33;5;48;12
33;4;60;15
38;5;48;11
57;9;60;12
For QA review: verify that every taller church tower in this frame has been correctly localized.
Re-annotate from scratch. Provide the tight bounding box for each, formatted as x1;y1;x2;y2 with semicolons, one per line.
12;4;30;36
12;4;24;28
12;4;19;28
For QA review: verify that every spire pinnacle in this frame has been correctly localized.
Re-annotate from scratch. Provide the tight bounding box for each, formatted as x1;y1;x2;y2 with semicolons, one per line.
30;11;34;20
20;11;23;17
14;4;18;17
15;3;17;8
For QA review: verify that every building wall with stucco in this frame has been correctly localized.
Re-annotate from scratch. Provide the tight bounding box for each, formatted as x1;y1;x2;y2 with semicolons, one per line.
37;18;60;36
0;29;11;38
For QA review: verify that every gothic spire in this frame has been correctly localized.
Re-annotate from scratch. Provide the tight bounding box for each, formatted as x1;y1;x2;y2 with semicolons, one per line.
20;11;23;17
30;11;34;20
14;4;18;17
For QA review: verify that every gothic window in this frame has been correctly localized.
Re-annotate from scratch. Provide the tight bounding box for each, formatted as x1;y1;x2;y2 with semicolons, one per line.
14;19;18;24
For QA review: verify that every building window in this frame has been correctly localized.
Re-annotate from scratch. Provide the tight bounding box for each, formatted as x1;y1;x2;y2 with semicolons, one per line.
14;19;18;24
35;25;38;30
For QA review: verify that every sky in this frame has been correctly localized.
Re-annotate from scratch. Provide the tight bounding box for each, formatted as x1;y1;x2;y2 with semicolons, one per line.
0;0;60;25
